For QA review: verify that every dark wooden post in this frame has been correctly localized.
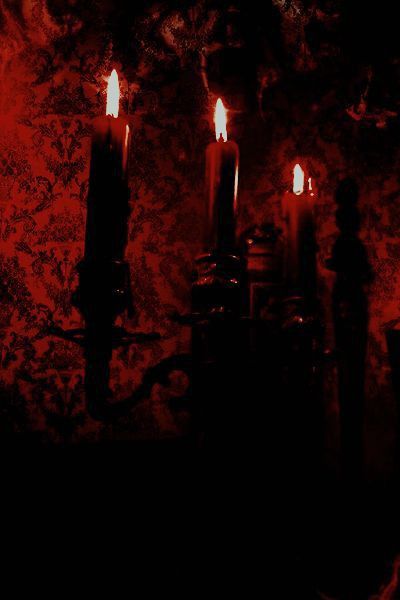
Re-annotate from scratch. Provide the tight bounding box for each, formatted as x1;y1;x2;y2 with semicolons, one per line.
327;178;372;483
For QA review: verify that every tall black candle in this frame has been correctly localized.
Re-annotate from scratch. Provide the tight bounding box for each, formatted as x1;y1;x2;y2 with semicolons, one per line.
85;69;131;264
205;98;239;254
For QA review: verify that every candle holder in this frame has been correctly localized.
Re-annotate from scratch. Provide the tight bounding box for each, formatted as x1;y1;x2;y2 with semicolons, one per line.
47;252;194;422
174;248;252;448
72;258;133;323
191;251;245;317
280;292;326;479
242;224;283;319
43;68;195;423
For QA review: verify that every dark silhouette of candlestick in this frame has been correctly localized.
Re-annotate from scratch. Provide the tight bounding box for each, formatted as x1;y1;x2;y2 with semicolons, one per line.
327;178;372;483
76;113;132;418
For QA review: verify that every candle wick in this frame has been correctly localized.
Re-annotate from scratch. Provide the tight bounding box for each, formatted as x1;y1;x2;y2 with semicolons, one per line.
218;134;224;143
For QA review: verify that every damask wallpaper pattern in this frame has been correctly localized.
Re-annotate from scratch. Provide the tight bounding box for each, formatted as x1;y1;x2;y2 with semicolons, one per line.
0;1;399;477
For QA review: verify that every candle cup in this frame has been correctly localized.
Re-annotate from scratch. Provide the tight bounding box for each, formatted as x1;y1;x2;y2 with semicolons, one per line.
72;258;133;323
192;252;244;316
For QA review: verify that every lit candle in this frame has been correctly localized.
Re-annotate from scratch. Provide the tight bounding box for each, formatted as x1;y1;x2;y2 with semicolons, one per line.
283;163;316;303
84;69;131;263
205;98;239;254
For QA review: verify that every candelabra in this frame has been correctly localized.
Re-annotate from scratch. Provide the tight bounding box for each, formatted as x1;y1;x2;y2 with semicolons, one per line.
178;232;286;452
48;193;192;421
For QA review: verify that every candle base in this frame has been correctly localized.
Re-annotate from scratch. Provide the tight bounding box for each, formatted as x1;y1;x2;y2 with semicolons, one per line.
45;257;173;421
192;251;245;316
281;293;326;476
72;258;133;322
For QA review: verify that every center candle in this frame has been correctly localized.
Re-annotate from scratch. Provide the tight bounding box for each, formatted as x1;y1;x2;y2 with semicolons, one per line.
84;69;131;264
205;98;239;254
283;163;317;304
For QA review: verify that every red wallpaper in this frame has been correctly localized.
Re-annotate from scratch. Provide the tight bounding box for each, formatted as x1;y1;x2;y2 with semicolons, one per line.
0;1;399;478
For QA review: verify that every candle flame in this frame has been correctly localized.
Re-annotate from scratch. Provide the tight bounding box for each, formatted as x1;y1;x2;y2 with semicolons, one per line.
293;163;305;195
214;98;227;142
106;69;119;118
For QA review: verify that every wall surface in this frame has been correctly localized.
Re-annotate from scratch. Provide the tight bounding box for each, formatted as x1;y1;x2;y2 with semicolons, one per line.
0;1;400;477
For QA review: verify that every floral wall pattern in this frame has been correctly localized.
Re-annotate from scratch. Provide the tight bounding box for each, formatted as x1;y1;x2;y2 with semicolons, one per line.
0;0;399;478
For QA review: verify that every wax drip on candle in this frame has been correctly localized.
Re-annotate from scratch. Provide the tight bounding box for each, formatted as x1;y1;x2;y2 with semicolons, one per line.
214;98;228;142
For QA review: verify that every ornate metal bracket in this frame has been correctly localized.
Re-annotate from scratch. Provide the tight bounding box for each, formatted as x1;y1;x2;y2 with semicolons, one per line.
47;255;192;421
